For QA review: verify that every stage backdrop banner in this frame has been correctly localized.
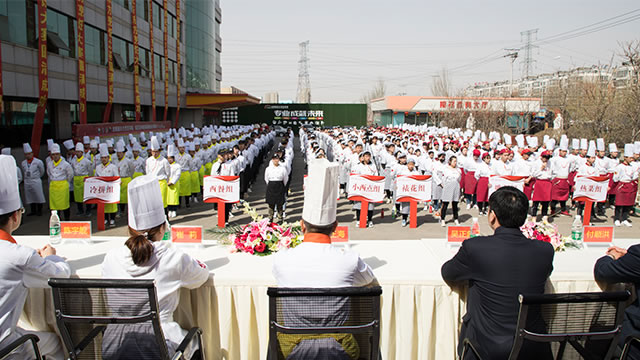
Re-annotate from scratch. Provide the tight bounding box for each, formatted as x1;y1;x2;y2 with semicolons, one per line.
573;175;610;202
83;177;121;203
396;175;432;202
488;175;526;197
348;174;385;203
203;176;240;203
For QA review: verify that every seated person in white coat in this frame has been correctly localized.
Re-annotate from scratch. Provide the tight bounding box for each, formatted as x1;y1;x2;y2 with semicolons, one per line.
272;159;376;360
0;155;71;360
101;175;210;359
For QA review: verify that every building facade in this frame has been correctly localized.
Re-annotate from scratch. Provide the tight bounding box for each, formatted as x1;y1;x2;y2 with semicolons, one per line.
0;0;222;150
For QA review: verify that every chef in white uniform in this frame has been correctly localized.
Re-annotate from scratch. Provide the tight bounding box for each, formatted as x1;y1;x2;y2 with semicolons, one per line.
145;136;171;209
272;159;376;360
21;143;46;216
101;175;209;359
0;155;71;360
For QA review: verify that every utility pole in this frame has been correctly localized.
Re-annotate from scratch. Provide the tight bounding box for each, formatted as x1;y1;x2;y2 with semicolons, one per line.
296;41;311;103
520;29;538;78
504;49;519;97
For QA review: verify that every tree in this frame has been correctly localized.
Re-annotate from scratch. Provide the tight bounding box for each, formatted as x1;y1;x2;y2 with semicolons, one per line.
430;68;451;97
361;78;387;125
616;40;640;141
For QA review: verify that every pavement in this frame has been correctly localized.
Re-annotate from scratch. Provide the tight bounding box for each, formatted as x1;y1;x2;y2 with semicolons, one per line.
14;137;640;241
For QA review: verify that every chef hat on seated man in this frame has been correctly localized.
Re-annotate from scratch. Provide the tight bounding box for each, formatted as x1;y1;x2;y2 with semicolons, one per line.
0;155;21;216
302;159;340;226
128;175;166;231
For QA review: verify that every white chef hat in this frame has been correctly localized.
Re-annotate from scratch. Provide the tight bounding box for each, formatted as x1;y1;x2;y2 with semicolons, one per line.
635;141;640;155
167;144;178;158
128;175;166;231
515;135;525;148
546;139;555;150
302;159;340;226
596;138;605;152
99;143;109;158
132;143;142;152
106;139;114;148
140;132;147;142
115;142;126;153
1;148;9;155
194;138;201;146
580;139;588;150
503;134;512;145
51;143;61;154
587;141;596;157
75;142;84;152
23;143;32;154
83;136;90;144
187;142;195;152
609;143;618;153
90;140;98;149
571;139;580;150
624;144;634;158
150;136;160;151
63;139;74;150
0;155;21;216
47;139;54;152
559;138;569;151
177;138;185;147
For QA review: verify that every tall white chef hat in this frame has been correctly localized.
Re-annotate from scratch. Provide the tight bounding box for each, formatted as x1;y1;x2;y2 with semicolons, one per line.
187;142;195;152
132;143;142;152
150;136;161;151
75;142;84;152
635;141;640;155
515;134;525;148
609;143;618;153
140;132;147;142
559;138;569;151
580;139;588;150
47;139;54;152
167;144;178;158
51;143;61;154
571;139;580;150
83;136;90;144
23;143;32;154
587;141;596;157
177;138;185;147
503;134;512;145
63;139;74;150
128;175;166;231
596;138;605;152
90;140;98;149
115;141;126;153
99;143;109;158
302;159;340;226
0;155;21;216
624;144;634;158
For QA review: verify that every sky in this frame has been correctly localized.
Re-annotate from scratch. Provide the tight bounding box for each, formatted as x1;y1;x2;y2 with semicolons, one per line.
220;0;640;103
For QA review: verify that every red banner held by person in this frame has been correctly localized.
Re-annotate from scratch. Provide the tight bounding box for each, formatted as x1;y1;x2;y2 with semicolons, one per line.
396;175;432;202
347;174;385;203
488;175;526;197
573;176;610;203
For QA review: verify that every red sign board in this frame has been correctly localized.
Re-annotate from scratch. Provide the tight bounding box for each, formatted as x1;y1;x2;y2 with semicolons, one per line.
171;226;203;244
331;226;349;243
60;222;92;239
583;226;614;243
447;226;471;242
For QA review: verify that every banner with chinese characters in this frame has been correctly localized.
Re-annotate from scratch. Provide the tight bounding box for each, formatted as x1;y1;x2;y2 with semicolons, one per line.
103;0;114;123
583;226;614;243
488;175;526;197
573;176;610;202
131;0;141;121
31;0;48;156
61;221;91;240
148;1;156;121
348;174;385;203
396;175;432;202
76;0;87;124
448;226;471;242
330;226;349;243
203;176;240;203
162;0;169;122
171;225;203;244
174;0;181;127
83;176;121;203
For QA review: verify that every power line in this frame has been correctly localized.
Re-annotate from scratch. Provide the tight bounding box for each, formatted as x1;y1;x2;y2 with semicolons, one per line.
520;29;538;78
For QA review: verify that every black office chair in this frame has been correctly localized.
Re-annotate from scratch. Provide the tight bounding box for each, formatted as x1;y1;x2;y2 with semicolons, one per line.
48;278;204;360
0;334;42;360
620;334;640;360
267;286;382;360
462;291;630;360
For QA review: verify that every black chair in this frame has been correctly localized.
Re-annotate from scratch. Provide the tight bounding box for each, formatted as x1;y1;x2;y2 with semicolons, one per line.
0;334;42;360
48;278;204;360
621;334;640;360
462;291;630;360
267;286;382;360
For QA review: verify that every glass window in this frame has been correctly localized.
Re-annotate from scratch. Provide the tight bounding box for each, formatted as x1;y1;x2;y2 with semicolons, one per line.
136;0;148;21
85;25;107;65
154;53;163;80
138;47;149;77
152;1;162;30
114;0;130;10
168;60;174;84
0;0;37;48
46;9;76;58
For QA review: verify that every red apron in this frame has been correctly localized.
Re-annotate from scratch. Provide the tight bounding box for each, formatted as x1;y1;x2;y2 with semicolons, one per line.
460;169;466;191
524;178;535;200
615;181;638;206
533;179;552;202
476;177;489;202
568;171;577;187
551;178;570;201
607;173;617;196
464;171;477;195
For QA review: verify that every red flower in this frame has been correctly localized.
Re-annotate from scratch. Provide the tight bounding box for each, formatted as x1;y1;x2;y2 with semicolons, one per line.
255;242;266;253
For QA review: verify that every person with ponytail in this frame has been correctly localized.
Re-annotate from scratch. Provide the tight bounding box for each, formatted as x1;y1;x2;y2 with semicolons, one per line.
101;175;209;359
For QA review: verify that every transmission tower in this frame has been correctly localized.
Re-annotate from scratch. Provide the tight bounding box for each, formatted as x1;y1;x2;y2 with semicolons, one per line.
296;41;311;103
520;29;538;78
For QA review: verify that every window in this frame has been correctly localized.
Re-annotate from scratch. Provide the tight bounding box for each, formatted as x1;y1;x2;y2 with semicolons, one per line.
0;0;37;48
154;53;163;80
136;0;148;21
138;47;150;77
152;1;162;30
168;60;174;84
85;25;106;65
46;9;76;58
114;0;130;10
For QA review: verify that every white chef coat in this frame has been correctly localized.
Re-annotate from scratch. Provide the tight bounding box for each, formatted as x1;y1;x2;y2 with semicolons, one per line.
474;161;493;179
577;163;599;177
146;156;171;181
117;157;134;178
491;160;512;176
613;163;639;183
101;241;209;357
95;162;119;177
0;234;71;359
21;158;46;204
132;156;146;175
533;160;553;180
264;164;288;186
72;155;93;176
168;162;182;185
551;156;572;178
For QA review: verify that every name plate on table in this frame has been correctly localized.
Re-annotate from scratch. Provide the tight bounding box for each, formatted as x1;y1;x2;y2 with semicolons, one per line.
583;226;614;248
448;226;471;243
60;222;92;241
171;226;203;244
331;226;349;243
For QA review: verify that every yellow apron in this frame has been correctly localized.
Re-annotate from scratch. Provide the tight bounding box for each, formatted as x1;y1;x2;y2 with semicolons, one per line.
179;172;191;196
73;176;87;203
204;162;212;178
190;171;200;193
133;172;143;178
199;165;206;186
104;202;117;214
50;180;70;210
120;177;132;204
168;180;180;206
159;179;168;208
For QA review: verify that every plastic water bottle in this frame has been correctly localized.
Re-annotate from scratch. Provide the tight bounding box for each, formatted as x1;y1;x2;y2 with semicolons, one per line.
49;210;61;245
471;217;481;238
571;215;583;243
162;222;171;241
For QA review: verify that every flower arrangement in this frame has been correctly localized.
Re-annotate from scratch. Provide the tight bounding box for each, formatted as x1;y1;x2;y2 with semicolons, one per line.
520;219;581;252
208;201;303;256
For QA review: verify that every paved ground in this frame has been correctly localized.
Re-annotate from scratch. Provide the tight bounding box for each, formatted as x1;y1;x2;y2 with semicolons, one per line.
15;137;640;240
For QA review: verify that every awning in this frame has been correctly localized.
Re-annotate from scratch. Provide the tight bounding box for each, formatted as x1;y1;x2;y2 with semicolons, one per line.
186;92;260;110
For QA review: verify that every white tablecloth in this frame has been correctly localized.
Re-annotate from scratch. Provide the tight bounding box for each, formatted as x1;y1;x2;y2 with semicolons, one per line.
17;236;636;360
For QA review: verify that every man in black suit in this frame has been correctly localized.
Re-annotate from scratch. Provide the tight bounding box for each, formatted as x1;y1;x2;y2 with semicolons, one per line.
441;186;555;360
594;244;640;359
